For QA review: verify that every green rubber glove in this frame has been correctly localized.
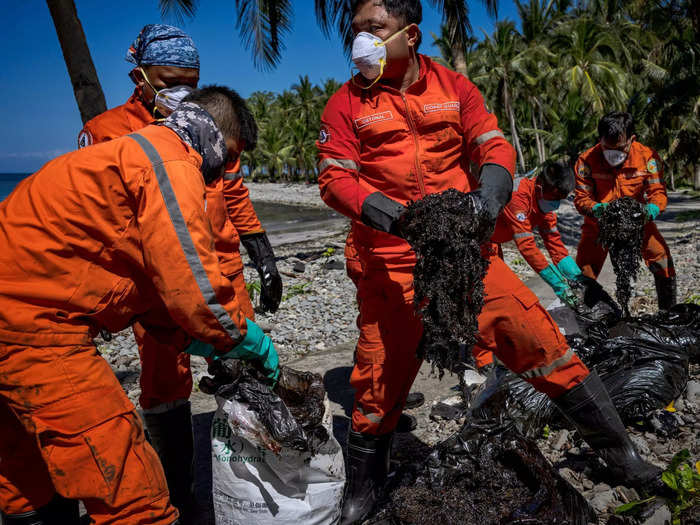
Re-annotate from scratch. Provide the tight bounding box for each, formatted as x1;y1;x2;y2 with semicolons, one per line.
592;202;608;219
644;203;660;222
539;264;578;308
184;319;280;383
557;256;583;281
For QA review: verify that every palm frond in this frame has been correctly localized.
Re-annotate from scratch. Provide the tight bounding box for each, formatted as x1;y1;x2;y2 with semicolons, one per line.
234;0;293;70
158;0;197;24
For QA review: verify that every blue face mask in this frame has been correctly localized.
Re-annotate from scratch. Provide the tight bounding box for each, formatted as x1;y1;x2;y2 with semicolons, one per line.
538;199;560;213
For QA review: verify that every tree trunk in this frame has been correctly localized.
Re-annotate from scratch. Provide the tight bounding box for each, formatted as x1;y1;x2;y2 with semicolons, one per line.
46;0;106;124
503;80;526;173
451;42;467;75
694;164;700;190
531;107;545;164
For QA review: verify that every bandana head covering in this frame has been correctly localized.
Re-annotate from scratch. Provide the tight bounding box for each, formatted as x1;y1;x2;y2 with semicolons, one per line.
159;102;228;183
126;24;199;69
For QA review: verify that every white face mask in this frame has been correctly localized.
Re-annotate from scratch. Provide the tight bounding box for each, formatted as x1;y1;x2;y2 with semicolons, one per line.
603;148;627;167
351;26;410;87
154;85;194;116
140;67;194;117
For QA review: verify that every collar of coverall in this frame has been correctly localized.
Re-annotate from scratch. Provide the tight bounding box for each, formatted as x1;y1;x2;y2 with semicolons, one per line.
352;53;431;95
158;102;227;183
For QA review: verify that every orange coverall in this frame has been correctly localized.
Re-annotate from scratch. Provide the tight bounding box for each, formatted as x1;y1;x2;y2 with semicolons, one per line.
317;55;590;435
80;90;264;409
0;125;250;522
574;142;674;279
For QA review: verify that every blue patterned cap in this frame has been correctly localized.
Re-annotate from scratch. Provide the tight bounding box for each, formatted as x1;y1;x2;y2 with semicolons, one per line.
126;24;199;69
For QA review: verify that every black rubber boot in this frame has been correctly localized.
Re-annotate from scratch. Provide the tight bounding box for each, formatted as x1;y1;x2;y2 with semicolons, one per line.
143;402;196;524
340;430;393;525
654;275;677;311
552;372;662;491
1;494;80;524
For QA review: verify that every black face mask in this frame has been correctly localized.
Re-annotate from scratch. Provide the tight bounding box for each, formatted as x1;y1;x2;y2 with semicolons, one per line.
158;102;228;183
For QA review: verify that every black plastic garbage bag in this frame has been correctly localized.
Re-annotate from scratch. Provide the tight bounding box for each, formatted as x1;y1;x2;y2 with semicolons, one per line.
472;307;697;437
569;276;622;327
201;360;329;452
370;418;595;524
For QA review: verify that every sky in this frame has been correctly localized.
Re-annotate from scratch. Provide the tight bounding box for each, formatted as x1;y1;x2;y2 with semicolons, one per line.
0;0;518;173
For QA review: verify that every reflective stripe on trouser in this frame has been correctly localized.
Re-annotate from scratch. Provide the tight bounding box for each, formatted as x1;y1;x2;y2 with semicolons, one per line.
0;343;178;523
351;255;590;435
576;218;675;279
137;270;255;410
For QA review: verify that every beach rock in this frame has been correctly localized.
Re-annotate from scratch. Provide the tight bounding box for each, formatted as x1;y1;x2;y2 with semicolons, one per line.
553;429;570;451
322;258;345;270
293;261;306;273
589;488;618;514
686;380;700;403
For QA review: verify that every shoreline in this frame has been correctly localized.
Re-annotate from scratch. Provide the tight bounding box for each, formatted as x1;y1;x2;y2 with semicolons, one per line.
246;182;326;209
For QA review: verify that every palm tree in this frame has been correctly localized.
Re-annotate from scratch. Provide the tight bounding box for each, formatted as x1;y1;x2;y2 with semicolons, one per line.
46;0;106;124
549;17;631;112
472;21;529;172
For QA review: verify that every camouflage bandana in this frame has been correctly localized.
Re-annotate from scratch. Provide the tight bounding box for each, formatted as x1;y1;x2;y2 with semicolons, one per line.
160;102;228;183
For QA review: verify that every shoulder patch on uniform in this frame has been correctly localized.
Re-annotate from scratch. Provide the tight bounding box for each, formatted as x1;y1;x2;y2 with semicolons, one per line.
77;130;93;149
646;158;658;174
354;111;394;130
577;163;590;177
318;126;330;144
516;212;527;222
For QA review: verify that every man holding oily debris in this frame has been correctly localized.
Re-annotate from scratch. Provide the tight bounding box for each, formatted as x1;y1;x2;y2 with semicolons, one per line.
574;111;675;310
0;87;280;524
78;24;282;521
316;1;662;522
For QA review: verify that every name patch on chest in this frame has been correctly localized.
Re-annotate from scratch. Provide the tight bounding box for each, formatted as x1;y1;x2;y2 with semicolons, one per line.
354;111;394;129
423;101;460;114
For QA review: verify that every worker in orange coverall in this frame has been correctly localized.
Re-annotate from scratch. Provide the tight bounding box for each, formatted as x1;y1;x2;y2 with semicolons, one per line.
472;162;585;369
317;1;662;522
78;25;282;520
0;87;281;525
574;111;675;310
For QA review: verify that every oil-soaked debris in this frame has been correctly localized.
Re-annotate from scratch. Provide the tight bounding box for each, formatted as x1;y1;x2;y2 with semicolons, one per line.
370;419;595;525
597;198;645;315
400;189;492;376
200;361;329;452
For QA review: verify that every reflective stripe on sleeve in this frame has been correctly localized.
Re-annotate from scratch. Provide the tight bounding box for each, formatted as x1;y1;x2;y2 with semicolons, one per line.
473;129;506;146
513;232;535;239
318;158;359;173
519;347;575;380
577;183;593;192
128;133;241;342
646;178;661;185
539;227;558;234
223;172;243;181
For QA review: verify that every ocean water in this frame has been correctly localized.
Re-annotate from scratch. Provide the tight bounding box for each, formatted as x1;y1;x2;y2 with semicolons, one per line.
0;173;29;202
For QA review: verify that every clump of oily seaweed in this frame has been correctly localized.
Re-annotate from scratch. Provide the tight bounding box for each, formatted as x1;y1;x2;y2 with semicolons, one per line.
400;189;492;377
596;197;645;315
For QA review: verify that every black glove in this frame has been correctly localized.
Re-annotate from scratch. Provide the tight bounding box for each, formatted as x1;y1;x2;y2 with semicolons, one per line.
478;163;513;221
240;232;283;313
360;192;407;237
462;190;497;243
